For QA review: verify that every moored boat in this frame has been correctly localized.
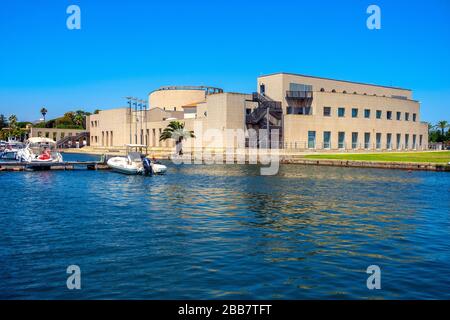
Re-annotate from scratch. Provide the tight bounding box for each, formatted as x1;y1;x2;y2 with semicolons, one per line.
0;141;24;160
107;144;167;176
17;137;63;163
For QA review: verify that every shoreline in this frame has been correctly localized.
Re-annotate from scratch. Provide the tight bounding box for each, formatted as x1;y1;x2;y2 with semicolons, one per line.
58;148;450;172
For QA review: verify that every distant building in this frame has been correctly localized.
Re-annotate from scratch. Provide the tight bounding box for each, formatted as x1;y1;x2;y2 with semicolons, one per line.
29;127;89;147
87;73;428;151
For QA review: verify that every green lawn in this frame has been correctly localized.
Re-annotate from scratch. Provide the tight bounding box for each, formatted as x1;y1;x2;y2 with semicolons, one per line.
303;151;450;164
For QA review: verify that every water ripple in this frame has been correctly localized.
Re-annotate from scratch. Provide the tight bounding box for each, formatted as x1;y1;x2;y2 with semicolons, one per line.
1;157;449;299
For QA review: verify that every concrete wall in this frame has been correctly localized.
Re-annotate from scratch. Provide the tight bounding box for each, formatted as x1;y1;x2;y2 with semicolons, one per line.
88;108;130;147
149;89;206;111
258;73;413;109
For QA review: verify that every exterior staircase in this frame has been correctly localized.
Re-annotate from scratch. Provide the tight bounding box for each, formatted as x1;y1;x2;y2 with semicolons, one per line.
246;93;283;125
246;93;283;148
57;132;90;148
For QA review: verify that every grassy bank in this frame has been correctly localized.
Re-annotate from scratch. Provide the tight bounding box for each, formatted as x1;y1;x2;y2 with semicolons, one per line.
303;151;450;164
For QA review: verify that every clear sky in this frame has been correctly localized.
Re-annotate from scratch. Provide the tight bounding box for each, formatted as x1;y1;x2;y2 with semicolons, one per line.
0;0;449;123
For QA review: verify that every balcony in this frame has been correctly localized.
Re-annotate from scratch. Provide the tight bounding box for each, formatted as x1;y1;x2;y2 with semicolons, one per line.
286;90;313;99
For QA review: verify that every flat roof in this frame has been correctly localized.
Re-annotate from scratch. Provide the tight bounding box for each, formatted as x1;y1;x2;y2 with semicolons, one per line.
258;72;411;91
149;86;223;95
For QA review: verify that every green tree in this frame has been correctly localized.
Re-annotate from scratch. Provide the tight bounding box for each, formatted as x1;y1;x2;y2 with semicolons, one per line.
7;115;23;140
159;121;195;155
74;113;84;127
40;107;48;123
0;114;7;129
436;120;448;136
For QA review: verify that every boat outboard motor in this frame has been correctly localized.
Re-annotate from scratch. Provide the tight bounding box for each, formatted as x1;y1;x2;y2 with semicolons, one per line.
142;157;153;176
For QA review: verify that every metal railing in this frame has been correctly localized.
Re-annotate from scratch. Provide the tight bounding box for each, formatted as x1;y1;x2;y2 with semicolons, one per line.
282;141;426;151
286;91;313;99
247;93;283;124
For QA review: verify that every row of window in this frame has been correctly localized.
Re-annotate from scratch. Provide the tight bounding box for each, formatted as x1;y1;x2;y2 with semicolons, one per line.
287;82;408;100
320;88;407;100
94;128;170;147
324;107;417;121
37;132;75;140
307;131;424;150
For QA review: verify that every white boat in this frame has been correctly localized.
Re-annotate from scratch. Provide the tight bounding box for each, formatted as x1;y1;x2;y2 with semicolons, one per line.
107;152;146;175
17;137;63;163
107;144;167;175
0;142;24;160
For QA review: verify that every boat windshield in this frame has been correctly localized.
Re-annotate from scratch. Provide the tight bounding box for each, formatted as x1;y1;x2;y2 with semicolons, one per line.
128;152;143;162
29;143;57;154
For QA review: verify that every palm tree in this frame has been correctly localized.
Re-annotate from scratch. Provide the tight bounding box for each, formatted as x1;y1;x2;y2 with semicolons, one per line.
436;120;448;136
8;114;17;127
159;121;195;155
40;107;48;123
7;115;20;140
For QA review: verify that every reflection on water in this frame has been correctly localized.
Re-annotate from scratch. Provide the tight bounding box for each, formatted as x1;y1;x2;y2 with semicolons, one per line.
0;156;449;299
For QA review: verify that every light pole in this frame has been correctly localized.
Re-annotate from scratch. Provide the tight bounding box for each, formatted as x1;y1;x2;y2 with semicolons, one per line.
126;97;133;144
132;98;138;144
138;99;143;145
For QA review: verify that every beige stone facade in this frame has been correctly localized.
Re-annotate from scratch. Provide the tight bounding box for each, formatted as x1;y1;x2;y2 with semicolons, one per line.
30;127;87;142
87;73;428;152
259;73;428;150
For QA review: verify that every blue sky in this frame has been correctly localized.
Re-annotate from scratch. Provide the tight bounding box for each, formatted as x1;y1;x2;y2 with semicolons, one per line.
0;0;449;123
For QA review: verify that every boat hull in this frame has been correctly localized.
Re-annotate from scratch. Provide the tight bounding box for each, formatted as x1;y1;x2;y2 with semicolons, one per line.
0;151;18;160
107;157;143;175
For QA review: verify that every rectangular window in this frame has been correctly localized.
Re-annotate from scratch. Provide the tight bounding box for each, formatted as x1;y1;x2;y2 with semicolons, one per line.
352;132;358;149
419;135;423;148
308;131;316;149
376;110;382;119
396;134;401;150
413;113;417;122
338;132;345;149
396;112;401;121
405;134;409;149
352;108;358;118
364;132;370;149
376;133;382;149
386;133;392;149
323;107;331;117
364;109;371;118
323;131;331;149
338;107;345;117
413;134;417;149
387;111;392;120
405;112;410;121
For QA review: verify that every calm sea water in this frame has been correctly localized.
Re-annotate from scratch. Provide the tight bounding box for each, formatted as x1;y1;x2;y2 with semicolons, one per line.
0;153;449;299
